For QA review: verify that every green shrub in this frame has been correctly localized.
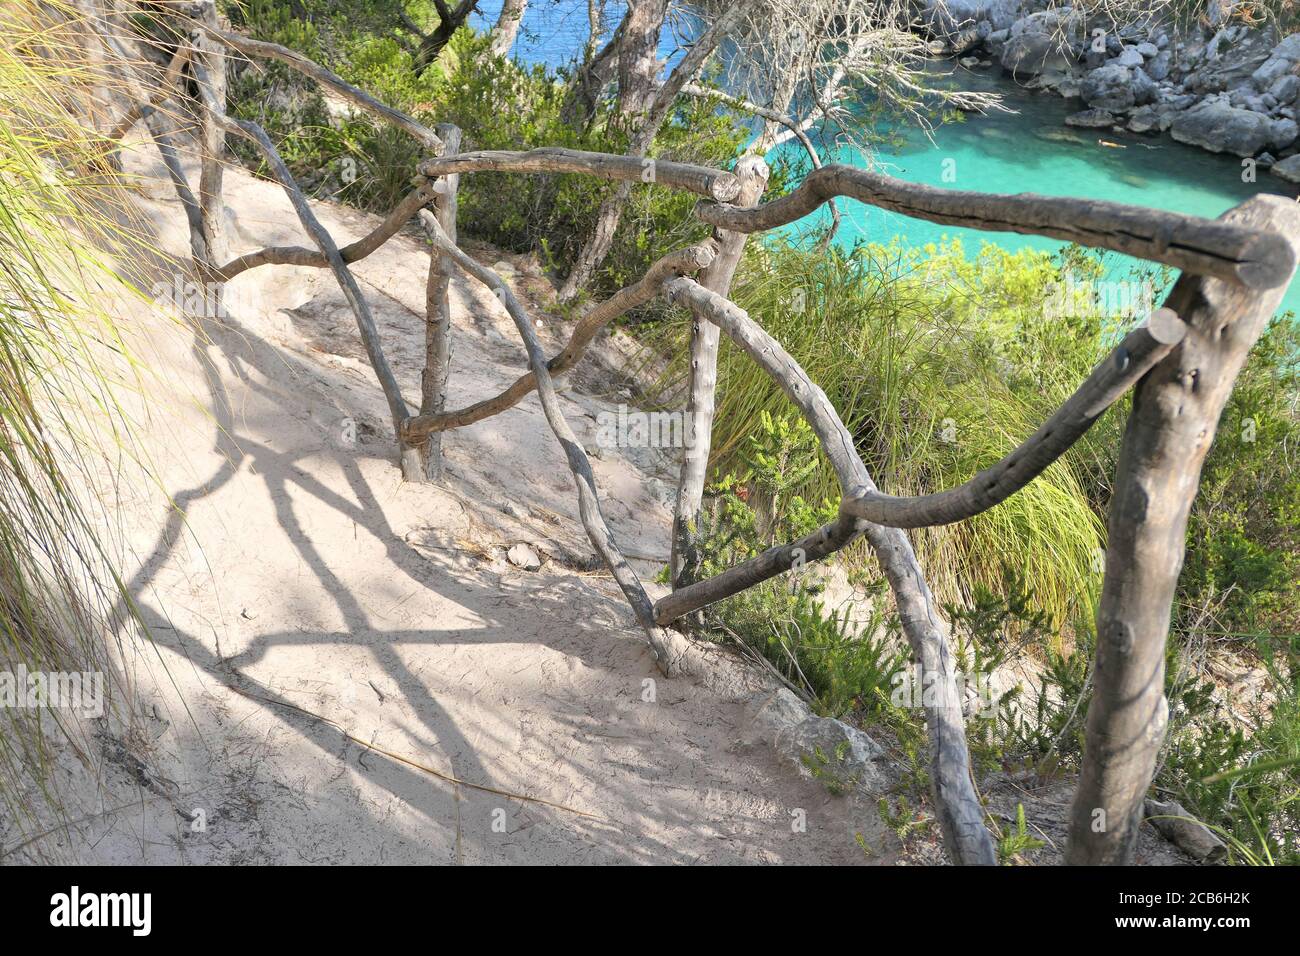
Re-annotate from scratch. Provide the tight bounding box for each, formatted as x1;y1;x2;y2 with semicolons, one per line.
647;238;1110;629
1179;318;1300;640
681;411;903;722
1161;633;1300;865
220;7;752;296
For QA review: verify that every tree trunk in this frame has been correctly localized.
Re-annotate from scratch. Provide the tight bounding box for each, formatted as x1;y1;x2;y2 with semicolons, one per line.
557;2;752;303
194;1;225;268
488;0;527;57
556;0;667;302
671;156;768;593
410;124;462;482
413;1;480;76
1066;195;1300;864
614;0;668;121
560;18;621;127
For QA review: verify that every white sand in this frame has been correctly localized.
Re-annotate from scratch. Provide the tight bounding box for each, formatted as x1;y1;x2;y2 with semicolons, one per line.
6;141;892;864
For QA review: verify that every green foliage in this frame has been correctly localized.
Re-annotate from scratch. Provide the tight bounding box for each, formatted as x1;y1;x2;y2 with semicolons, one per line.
220;3;751;296
801;741;860;796
944;568;1091;774
1179;318;1300;639
878;794;930;842
996;803;1046;864
646;237;1111;629
0;0;156;850
691;412;903;722
1161;635;1300;865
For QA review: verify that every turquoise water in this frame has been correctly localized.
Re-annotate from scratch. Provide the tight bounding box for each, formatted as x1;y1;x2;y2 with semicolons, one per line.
469;5;1299;314
770;63;1300;316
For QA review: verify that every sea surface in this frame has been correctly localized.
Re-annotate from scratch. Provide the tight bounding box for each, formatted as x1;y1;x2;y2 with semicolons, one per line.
470;1;1300;315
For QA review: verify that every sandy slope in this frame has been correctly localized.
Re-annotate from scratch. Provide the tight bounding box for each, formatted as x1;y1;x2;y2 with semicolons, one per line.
6;140;896;864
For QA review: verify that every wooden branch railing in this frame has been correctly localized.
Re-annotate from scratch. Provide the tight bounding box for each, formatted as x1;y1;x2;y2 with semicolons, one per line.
420;213;696;676
213;182;438;281
672;156;769;597
419;148;742;201
114;10;1300;867
199;26;445;151
838;309;1187;529
695;165;1296;291
401;243;718;441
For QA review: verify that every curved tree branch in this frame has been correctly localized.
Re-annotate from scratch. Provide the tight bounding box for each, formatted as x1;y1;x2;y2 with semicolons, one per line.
402;243;717;441
697;165;1296;290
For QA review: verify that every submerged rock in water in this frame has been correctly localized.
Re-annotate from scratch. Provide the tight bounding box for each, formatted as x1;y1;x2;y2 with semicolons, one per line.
1036;126;1089;144
1065;108;1117;128
1171;99;1275;156
1272;153;1300;183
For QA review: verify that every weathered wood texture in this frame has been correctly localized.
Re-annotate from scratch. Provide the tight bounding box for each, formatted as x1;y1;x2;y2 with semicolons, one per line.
663;276;998;865
422;214;696;676
96;29;209;267
414;123;463;482
202;27;444;151
841;309;1187;528
214;181;438;281
680;83;841;242
1066;195;1300;865
671;156;769;595
193;3;226;263
199;93;411;439
696;165;1296;290
656;515;862;624
142;106;209;267
401;244;717;441
419;147;741;201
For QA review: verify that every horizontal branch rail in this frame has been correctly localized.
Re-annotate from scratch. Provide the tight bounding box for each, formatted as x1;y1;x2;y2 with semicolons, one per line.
696;164;1297;290
655;515;862;624
401;243;717;441
840;308;1187;528
419;148;742;202
199;28;444;151
214;181;438;281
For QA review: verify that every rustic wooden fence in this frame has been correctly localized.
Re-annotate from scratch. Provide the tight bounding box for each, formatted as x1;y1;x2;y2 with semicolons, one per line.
100;2;1300;865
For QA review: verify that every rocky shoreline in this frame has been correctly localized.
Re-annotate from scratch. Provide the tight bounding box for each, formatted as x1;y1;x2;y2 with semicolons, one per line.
926;3;1300;184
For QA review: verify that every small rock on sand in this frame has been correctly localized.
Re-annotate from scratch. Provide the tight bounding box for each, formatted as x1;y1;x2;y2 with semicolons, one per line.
507;542;542;571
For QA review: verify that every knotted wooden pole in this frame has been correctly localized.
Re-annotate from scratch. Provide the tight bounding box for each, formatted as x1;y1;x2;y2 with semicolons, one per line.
405;122;462;482
1066;195;1300;864
670;155;769;597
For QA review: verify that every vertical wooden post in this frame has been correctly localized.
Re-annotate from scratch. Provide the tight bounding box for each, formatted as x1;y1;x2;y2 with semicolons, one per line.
1066;195;1300;864
670;155;768;594
403;123;461;482
193;1;225;269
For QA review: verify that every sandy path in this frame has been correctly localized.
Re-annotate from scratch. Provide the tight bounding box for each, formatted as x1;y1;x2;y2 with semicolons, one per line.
30;143;892;865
